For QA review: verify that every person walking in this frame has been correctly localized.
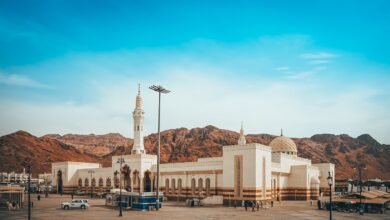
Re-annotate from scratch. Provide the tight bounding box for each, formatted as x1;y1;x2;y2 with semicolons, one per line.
37;194;41;201
244;200;248;211
71;193;74;199
252;200;256;212
317;199;321;210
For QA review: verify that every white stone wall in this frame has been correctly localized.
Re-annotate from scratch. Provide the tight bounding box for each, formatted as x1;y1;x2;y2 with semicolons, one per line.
52;162;101;187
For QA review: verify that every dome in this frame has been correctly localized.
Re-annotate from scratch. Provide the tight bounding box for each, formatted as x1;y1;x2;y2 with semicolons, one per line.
269;135;297;155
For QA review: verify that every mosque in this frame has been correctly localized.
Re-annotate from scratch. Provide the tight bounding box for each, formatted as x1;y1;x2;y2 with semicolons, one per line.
51;87;334;204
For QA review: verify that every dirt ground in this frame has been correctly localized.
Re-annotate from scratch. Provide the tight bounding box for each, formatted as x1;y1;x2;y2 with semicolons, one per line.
1;193;389;220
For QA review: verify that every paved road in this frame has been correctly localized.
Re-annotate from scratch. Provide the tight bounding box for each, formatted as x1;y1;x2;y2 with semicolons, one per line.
1;194;389;220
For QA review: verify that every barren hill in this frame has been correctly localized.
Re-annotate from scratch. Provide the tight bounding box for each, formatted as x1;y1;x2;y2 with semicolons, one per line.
0;131;103;175
43;133;132;156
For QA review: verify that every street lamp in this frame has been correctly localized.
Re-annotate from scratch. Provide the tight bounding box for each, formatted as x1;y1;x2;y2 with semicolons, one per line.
354;165;366;215
22;161;32;220
327;171;333;220
88;170;95;199
116;156;125;217
149;84;170;211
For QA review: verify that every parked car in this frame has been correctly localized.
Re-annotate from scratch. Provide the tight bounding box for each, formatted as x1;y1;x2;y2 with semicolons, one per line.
74;190;85;196
61;199;89;210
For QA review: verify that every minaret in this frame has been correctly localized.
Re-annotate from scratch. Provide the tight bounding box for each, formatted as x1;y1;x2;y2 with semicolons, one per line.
238;122;246;145
132;84;145;154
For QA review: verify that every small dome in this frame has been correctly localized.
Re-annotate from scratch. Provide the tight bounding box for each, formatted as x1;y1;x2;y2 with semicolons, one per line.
269;135;297;154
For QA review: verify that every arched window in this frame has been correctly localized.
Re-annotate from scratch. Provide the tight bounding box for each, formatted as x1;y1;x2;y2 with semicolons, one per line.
84;178;89;187
171;179;176;194
78;178;82;187
91;178;96;187
191;178;196;195
206;178;211;196
165;179;170;194
133;170;139;186
178;179;182;195
106;178;111;187
99;178;104;187
198;178;203;196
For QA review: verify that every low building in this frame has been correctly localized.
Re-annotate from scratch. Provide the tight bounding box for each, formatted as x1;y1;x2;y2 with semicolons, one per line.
0;185;25;208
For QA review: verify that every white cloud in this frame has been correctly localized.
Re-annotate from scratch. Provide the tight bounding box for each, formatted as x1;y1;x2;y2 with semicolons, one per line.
0;73;51;89
275;66;290;71
308;60;331;65
300;52;338;59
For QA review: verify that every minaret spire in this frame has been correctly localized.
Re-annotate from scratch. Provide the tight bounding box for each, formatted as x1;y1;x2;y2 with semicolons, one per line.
132;84;145;154
238;122;246;145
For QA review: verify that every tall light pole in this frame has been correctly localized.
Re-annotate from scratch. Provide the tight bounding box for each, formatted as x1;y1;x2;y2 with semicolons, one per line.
22;161;32;220
327;171;333;220
355;165;366;215
88;170;95;199
116;156;125;217
149;85;170;211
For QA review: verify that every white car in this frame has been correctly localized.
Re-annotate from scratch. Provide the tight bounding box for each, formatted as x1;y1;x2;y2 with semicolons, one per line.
61;199;89;210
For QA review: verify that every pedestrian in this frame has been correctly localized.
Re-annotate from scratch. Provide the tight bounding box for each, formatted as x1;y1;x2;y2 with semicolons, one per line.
37;194;41;201
271;200;274;207
244;200;248;211
260;201;263;209
317;199;321;210
256;201;259;211
7;201;12;211
252;200;256;212
310;199;313;206
191;199;194;207
71;193;74;199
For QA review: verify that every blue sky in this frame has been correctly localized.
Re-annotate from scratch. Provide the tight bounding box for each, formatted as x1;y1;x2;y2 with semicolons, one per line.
0;1;389;143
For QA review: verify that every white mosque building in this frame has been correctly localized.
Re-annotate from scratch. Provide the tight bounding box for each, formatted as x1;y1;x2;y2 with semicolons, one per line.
51;87;334;204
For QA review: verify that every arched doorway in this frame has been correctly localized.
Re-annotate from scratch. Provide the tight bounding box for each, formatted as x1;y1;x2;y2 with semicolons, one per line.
178;179;182;195
171;179;176;194
57;170;63;194
122;165;131;191
106;178;111;188
198;178;203;197
165;179;170;194
191;178;196;195
205;178;211;196
78;178;82;187
114;171;119;188
144;171;152;192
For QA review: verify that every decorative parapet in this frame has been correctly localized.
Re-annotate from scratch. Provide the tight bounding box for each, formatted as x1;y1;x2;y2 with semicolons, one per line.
223;143;271;152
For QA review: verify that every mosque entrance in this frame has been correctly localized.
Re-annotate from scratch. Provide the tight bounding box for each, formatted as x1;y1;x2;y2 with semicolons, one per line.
57;170;63;194
144;171;152;192
122;165;131;191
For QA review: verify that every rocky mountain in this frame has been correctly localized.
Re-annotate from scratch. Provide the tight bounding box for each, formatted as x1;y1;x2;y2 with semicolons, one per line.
43;133;132;156
0;131;105;175
1;126;389;179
